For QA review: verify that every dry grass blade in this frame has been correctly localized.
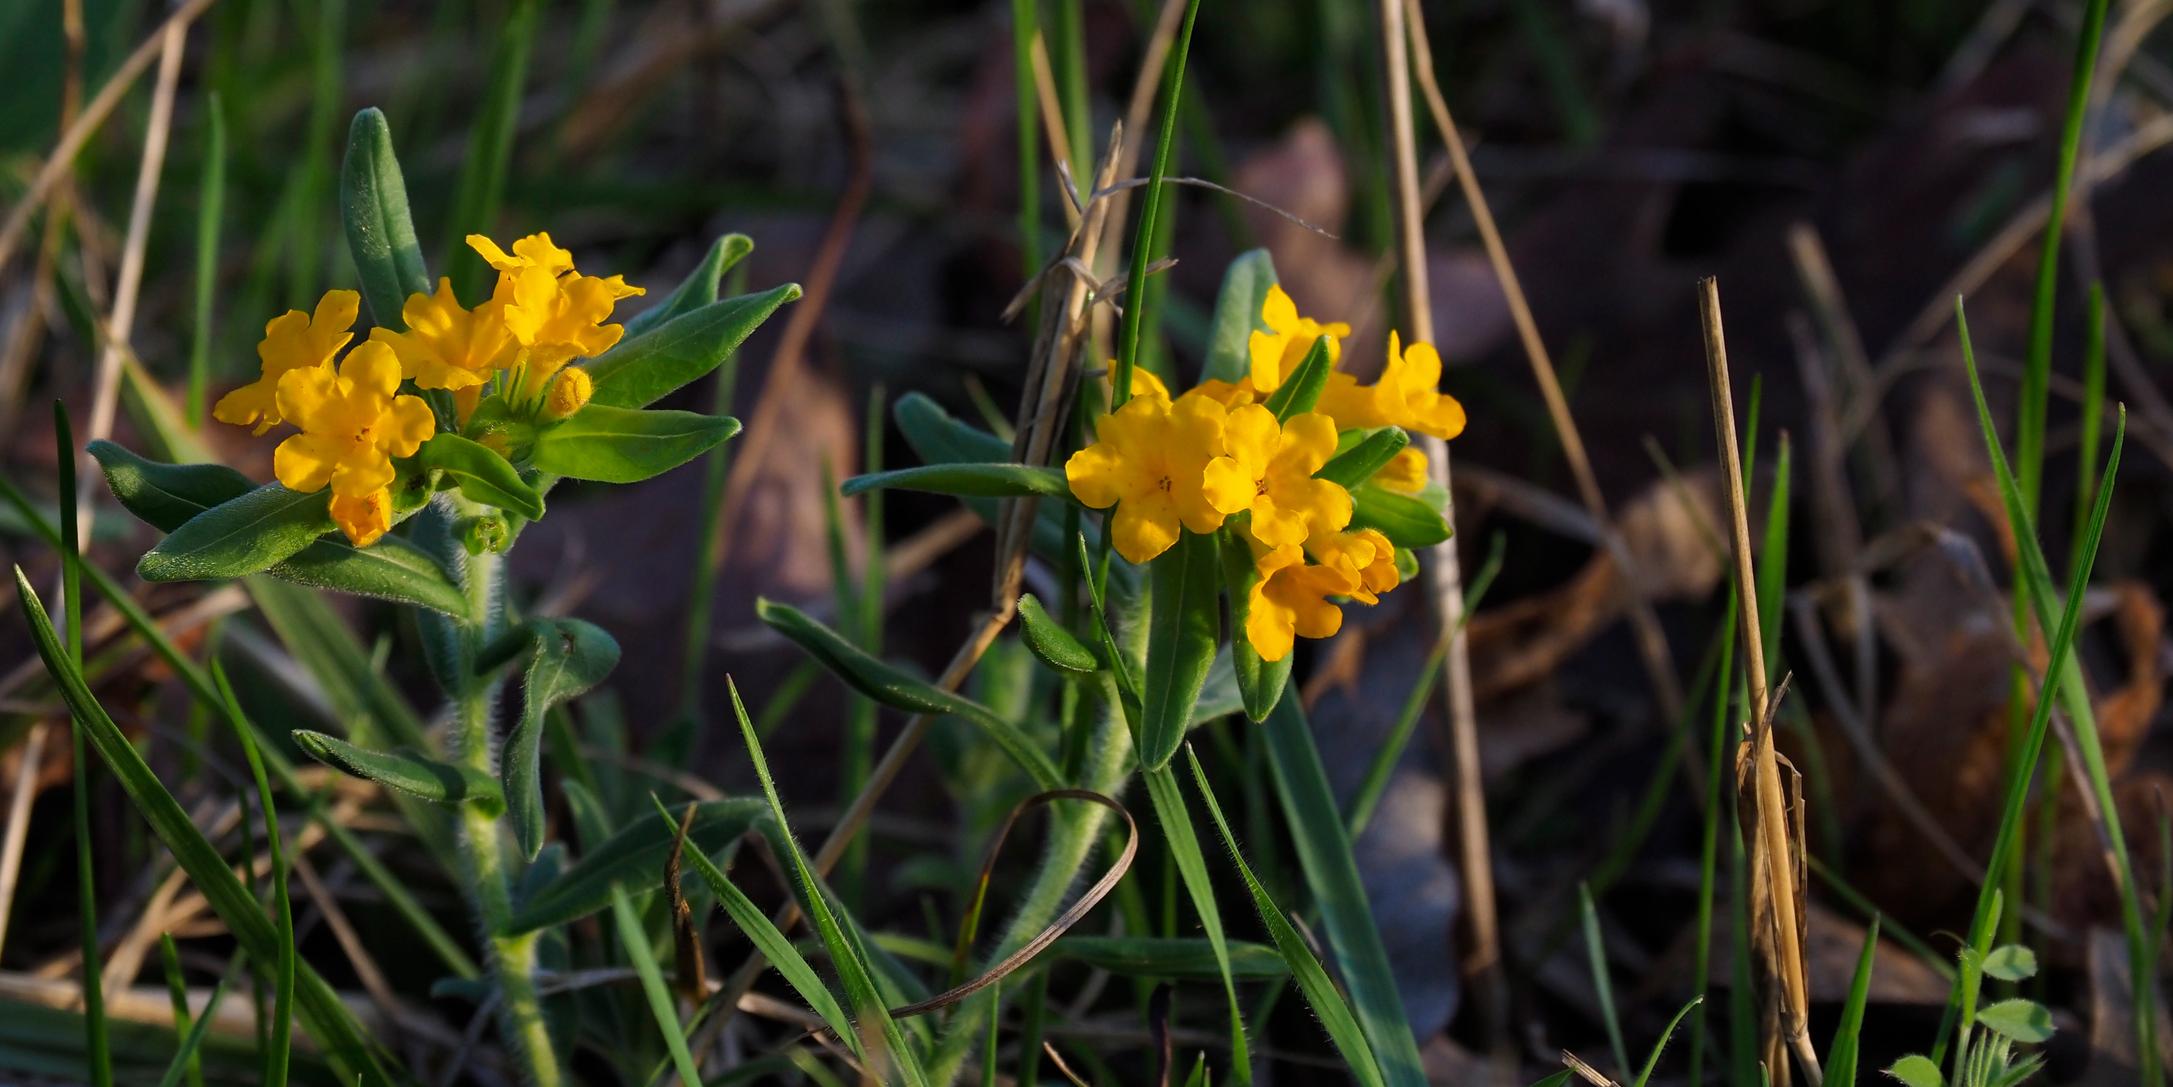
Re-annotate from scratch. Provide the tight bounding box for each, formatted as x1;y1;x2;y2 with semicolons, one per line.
664;803;708;1004
1700;277;1819;1085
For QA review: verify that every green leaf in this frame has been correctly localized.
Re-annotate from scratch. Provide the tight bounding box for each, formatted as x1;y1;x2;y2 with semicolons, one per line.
1220;530;1289;722
1631;997;1705;1087
609;884;703;1087
1144;765;1253;1080
1351;484;1451;548
1138;531;1220;770
1319;428;1411;489
650;796;859;1046
1262;696;1429;1086
1260;335;1332;421
293;730;503;813
1185;747;1385;1087
840;463;1069;500
1885;1055;1943;1087
505;618;620;858
137;484;334;581
91;441;468;616
503;799;771;934
727;679;932;1086
1975;999;2055;1044
1824;918;1879;1087
531;404;740;484
757;599;1062;789
88;439;253;531
587;285;802;409
1050;935;1283;980
1017;593;1099;674
623;234;754;339
1981;945;2038;982
1203;249;1279;384
339;108;430;327
419;432;544;519
12;571;398;1086
892;392;1088;562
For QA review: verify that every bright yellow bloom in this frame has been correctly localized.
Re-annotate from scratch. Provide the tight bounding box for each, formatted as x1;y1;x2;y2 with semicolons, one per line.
1190;377;1257;409
1319;333;1466;440
214;290;360;434
1248;284;1349;393
369;277;518;393
1244;543;1359;662
1308;526;1400;603
468;232;576;277
1128;367;1173;405
1375;447;1429;494
544;367;593;420
271;341;436;545
1201;406;1350;549
329;490;394;548
1065;393;1229;564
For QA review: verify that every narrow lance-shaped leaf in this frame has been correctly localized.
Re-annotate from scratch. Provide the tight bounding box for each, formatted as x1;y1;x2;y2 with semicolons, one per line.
340;108;430;327
531;405;740;484
1202;250;1279;384
1144;764;1253;1081
1351;484;1451;548
504;799;771;934
506;618;620;858
1184;747;1385;1087
1822;918;1879;1087
1319;427;1411;489
420;432;544;519
1260;336;1333;421
841;463;1070;500
1220;529;1289;723
1017;593;1100;674
623;233;754;339
294;730;504;814
1138;530;1220;770
587;285;802;409
137;484;335;582
758;598;1063;788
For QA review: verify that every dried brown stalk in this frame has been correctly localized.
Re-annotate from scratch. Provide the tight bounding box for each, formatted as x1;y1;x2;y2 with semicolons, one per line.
1700;277;1820;1085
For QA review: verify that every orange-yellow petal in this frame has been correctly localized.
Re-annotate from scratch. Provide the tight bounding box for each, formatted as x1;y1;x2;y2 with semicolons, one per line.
1375;447;1428;493
330;490;393;547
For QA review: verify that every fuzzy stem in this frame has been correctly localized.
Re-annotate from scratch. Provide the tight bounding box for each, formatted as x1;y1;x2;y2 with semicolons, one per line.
448;506;560;1086
925;590;1143;1083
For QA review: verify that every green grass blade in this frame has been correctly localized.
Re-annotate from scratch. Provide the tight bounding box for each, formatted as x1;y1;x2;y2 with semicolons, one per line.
12;570;397;1086
152;966;235;1087
443;0;539;299
1111;0;1205;406
212;664;291;1087
1260;696;1428;1086
187;93;226;428
727;677;932;1086
1143;764;1251;1081
55;404;108;1087
1184;747;1385;1086
1947;301;2142;1071
1632;996;1704;1087
609;884;703;1086
648;796;859;1050
158;935;205;1087
1756;433;1790;681
1579;883;1630;1078
1823;917;1879;1087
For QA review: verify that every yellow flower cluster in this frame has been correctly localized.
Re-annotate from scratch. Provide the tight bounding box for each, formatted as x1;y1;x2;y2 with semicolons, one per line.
212;233;642;546
1064;285;1466;661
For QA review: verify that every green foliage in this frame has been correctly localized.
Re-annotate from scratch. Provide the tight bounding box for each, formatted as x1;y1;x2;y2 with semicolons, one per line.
293;729;505;813
1350;483;1452;547
506;618;621;857
136;483;335;580
1203;249;1280;384
420;432;544;519
1138;531;1221;770
1218;530;1289;722
1260;335;1332;420
531;404;740;484
339;107;430;325
586;285;803;409
503;799;771;934
1016;593;1100;674
623;233;754;339
842;462;1070;499
1319;426;1410;488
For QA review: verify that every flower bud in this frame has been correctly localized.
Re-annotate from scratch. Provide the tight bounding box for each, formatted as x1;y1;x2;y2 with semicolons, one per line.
543;367;593;420
460;514;510;555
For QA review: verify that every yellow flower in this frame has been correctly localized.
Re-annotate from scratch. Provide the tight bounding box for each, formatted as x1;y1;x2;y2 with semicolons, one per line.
1128;366;1173;405
214;290;360;434
271;341;436;544
369;277;519;394
1201;406;1351;549
1065;393;1229;564
1308;526;1400;603
329;490;394;548
1374;332;1466;440
1244;543;1359;663
1375;447;1429;494
1248;284;1349;393
544;367;593;420
1315;333;1466;440
1190;377;1257;409
468;231;576;277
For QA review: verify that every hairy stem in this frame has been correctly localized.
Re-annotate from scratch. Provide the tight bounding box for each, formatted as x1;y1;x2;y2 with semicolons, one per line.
448;508;559;1086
